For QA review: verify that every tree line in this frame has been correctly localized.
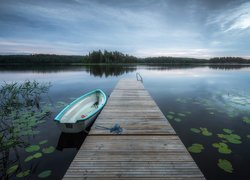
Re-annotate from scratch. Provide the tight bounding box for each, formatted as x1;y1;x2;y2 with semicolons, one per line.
0;50;249;65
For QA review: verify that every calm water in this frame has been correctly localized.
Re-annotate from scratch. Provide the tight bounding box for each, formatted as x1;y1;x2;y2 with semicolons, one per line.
1;65;250;179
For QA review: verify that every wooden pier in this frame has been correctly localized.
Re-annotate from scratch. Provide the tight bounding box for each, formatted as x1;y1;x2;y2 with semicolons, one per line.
63;79;205;179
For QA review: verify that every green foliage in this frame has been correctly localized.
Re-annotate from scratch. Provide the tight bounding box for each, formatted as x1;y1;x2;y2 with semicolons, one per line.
217;159;233;173
24;152;43;162
200;128;213;136
33;152;43;158
42;146;55;154
223;129;233;134
25;145;40;153
174;118;182;122
242;116;250;123
168;111;175;115
6;165;18;175
0;81;51;177
190;128;201;133
16;170;30;178
24;155;33;162
212;142;232;154
217;133;242;144
188;143;204;153
39;140;48;145
178;113;186;117
0;52;249;65
38;170;52;178
166;115;174;120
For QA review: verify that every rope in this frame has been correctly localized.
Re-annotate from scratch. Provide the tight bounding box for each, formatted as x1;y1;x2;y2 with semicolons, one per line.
95;124;123;134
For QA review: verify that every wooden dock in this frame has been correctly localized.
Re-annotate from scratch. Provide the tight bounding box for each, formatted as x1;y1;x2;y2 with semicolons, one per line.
63;79;205;179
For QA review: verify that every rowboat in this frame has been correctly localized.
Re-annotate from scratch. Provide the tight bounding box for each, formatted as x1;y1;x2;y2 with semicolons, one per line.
54;89;107;133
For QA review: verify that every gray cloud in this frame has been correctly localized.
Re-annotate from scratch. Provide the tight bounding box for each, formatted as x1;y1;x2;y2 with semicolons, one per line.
0;0;249;58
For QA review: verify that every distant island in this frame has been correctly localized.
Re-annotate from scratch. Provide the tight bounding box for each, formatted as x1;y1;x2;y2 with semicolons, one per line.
0;50;249;65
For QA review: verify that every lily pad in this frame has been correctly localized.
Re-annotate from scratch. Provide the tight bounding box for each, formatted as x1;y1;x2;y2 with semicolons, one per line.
176;98;187;103
223;129;233;134
25;145;40;153
243;116;250;123
16;170;30;178
42;146;55;154
200;128;213;136
38;170;52;178
212;142;232;154
37;120;46;124
6;164;18;174
24;155;34;162
190;128;201;133
174;118;182;122
33;152;43;158
247;135;250;138
188;143;204;153
217;159;233;173
167;115;174;120
178;113;186;117
218;133;242;144
39;140;48;145
168;111;175;115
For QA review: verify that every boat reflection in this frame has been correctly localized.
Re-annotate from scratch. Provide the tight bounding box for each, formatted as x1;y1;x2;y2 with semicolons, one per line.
56;131;87;151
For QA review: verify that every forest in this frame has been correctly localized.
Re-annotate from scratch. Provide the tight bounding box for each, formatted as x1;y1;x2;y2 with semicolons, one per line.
0;50;249;65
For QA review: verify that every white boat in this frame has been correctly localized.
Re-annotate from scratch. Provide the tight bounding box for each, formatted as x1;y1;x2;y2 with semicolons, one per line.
54;89;107;133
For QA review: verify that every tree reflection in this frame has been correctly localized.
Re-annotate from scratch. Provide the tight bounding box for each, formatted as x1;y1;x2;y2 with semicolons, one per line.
85;65;137;77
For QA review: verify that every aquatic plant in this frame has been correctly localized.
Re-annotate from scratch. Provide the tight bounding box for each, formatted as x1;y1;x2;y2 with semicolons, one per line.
217;130;242;144
166;110;191;123
25;145;40;153
200;128;213;136
176;98;187;103
6;165;18;175
39;140;48;145
0;81;51;179
166;115;174;120
16;170;30;178
190;128;201;133
174;118;182;122
38;170;52;178
223;129;233;134
242;116;250;123
188;143;204;153
42;146;55;154
212;142;232;154
217;159;233;173
178;113;186;117
56;101;68;109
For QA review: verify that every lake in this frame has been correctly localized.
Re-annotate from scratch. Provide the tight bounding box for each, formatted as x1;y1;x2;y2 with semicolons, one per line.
1;65;250;179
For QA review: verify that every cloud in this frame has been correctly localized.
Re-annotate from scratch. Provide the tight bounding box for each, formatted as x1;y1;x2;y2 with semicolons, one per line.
0;0;249;57
207;2;250;32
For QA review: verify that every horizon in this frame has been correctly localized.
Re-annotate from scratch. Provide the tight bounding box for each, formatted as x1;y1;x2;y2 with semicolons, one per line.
0;0;250;58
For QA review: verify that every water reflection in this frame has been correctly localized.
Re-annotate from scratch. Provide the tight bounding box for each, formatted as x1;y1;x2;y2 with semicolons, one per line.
85;65;136;77
56;132;87;151
208;65;250;70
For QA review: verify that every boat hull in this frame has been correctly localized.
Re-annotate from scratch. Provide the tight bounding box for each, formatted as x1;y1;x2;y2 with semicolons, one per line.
54;89;107;133
56;112;99;133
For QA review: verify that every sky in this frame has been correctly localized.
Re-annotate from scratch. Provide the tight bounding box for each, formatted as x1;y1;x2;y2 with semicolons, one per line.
0;0;250;58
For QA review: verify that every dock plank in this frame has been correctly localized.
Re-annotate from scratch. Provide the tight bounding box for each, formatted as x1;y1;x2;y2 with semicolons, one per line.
63;79;205;179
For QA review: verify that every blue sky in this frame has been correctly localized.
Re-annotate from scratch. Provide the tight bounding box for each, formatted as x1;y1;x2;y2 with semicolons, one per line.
0;0;250;58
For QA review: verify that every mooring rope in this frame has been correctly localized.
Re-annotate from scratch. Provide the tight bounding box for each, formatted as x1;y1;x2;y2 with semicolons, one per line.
95;124;123;134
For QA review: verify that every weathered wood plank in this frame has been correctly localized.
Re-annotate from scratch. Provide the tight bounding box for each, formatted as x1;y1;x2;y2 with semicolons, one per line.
63;79;205;179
